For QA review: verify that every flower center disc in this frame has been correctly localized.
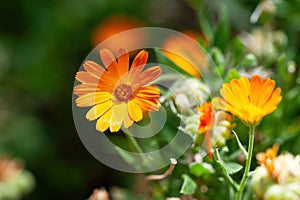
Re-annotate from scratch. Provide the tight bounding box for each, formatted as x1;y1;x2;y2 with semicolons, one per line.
113;84;133;102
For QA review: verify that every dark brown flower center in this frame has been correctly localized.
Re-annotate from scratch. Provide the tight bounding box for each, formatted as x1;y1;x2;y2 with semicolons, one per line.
113;84;132;102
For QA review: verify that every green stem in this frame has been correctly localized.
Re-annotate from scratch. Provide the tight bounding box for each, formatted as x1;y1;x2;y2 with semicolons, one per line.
235;125;255;200
214;148;239;191
124;132;151;166
125;133;144;154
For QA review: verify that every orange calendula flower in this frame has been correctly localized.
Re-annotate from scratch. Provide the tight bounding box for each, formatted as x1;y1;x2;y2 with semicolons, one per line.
216;75;282;126
256;144;279;176
162;31;208;78
198;102;215;159
74;48;162;132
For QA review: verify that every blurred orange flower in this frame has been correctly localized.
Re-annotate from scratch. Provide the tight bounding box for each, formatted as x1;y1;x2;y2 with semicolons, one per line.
256;144;279;175
215;75;282;126
92;15;144;55
0;156;23;182
198;102;215;159
74;48;162;132
162;31;208;78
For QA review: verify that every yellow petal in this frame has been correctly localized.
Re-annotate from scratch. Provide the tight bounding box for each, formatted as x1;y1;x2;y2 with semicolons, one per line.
220;83;242;110
111;103;133;128
109;114;122;132
76;92;112;107
128;100;143;122
96;118;109;132
123;114;134;128
96;108;112;132
229;79;249;108
86;101;112;121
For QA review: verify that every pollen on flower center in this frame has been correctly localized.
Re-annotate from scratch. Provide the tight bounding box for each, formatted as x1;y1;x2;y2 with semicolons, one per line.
113;84;133;102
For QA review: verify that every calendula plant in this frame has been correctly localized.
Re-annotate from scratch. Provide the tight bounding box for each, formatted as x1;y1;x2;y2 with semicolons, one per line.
213;75;282;199
71;0;300;199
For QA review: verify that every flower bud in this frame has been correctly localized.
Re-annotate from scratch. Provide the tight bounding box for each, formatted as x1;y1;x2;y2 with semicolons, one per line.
174;78;209;113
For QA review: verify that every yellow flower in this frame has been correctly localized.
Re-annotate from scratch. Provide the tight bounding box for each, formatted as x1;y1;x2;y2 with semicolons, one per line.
215;75;282;125
74;48;162;132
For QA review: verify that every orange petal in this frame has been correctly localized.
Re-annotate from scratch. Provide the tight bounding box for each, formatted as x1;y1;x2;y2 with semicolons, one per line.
262;88;282;115
134;97;160;112
83;60;105;79
97;78;117;92
116;48;130;77
76;71;99;84
100;49;120;78
256;152;267;165
249;75;263;106
86;101;112;121
204;132;213;160
162;50;201;78
73;84;99;96
138;66;162;86
256;78;275;107
130;50;148;72
135;86;161;99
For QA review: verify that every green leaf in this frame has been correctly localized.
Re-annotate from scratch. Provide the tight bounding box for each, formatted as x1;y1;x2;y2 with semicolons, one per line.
231;37;244;64
212;7;230;52
210;47;225;66
198;8;213;41
225;69;240;82
189;162;214;177
224;162;243;175
232;130;248;158
180;174;197;195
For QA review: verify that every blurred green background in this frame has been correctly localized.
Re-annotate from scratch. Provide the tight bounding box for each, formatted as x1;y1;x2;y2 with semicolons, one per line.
0;0;300;199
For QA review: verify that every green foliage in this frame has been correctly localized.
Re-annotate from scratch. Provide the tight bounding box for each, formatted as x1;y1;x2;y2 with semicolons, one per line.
180;174;197;195
189;162;214;177
224;162;243;175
